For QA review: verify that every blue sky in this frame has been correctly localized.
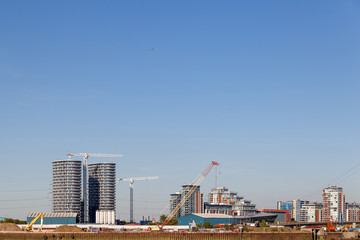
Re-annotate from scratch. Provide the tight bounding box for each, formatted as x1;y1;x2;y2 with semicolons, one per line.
0;0;360;221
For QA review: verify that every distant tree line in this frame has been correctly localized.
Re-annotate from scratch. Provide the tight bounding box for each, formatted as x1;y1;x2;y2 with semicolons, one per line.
0;218;26;224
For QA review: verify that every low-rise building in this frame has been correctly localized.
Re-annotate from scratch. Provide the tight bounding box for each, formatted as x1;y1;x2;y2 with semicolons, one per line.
346;202;360;222
204;202;232;215
208;186;257;216
257;209;291;223
27;213;78;224
178;213;278;226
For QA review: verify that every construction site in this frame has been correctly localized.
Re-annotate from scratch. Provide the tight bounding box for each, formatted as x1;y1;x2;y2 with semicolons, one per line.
1;154;360;239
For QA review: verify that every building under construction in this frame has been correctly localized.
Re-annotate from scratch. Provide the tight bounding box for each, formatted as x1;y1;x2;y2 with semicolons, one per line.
88;162;116;223
52;160;82;220
52;159;116;223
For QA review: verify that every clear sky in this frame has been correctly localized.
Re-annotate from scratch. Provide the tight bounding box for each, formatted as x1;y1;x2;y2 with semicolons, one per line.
0;0;360;221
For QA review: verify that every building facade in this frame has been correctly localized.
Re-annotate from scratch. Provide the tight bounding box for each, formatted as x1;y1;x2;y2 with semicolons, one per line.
169;192;181;219
52;160;82;219
180;184;203;217
208;187;256;216
277;199;309;221
27;212;78;224
299;202;323;223
346;202;360;222
277;201;293;213
257;209;291;223
204;202;232;215
88;162;116;223
323;186;345;222
293;199;310;221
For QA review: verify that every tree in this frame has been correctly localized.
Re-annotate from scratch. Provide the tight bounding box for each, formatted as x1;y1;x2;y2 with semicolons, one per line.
260;219;268;227
203;222;212;228
159;215;167;223
0;218;26;224
158;215;178;225
168;218;178;225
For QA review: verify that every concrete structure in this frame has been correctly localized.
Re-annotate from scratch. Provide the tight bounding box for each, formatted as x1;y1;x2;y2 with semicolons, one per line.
52;160;82;219
346;202;360;222
95;210;115;224
27;213;78;224
299;202;323;223
257;209;291;223
179;184;203;217
178;213;278;226
208;186;257;216
323;186;345;222
88;162;116;223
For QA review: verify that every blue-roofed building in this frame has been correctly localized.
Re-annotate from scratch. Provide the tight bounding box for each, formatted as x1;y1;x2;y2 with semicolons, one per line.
178;214;236;226
178;213;278;226
27;213;78;224
0;217;5;222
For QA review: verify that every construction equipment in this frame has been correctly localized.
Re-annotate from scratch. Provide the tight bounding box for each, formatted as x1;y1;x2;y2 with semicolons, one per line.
66;152;122;222
323;189;336;231
22;213;43;231
156;161;219;229
118;176;159;223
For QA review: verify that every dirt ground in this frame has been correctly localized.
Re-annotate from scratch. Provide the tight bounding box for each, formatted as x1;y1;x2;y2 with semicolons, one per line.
0;223;21;231
54;225;84;232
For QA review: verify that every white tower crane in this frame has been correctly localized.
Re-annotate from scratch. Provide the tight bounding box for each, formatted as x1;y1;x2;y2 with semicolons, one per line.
66;152;123;222
117;176;159;223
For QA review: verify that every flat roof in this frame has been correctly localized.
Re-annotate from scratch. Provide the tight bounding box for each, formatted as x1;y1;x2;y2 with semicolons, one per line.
53;160;82;163
28;213;78;218
183;213;278;219
191;213;233;219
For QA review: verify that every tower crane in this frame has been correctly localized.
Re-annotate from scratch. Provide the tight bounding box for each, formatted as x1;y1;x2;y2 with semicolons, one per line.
118;176;159;223
66;152;123;222
156;161;219;229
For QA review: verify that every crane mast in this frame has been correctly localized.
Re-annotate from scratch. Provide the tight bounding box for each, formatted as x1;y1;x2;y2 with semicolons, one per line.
118;176;159;223
66;152;122;222
158;161;219;229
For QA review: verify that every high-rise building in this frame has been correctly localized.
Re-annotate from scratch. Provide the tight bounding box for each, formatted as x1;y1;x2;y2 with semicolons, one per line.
88;162;116;223
300;202;323;222
52;160;82;220
179;184;203;217
169;192;181;219
323;186;345;222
